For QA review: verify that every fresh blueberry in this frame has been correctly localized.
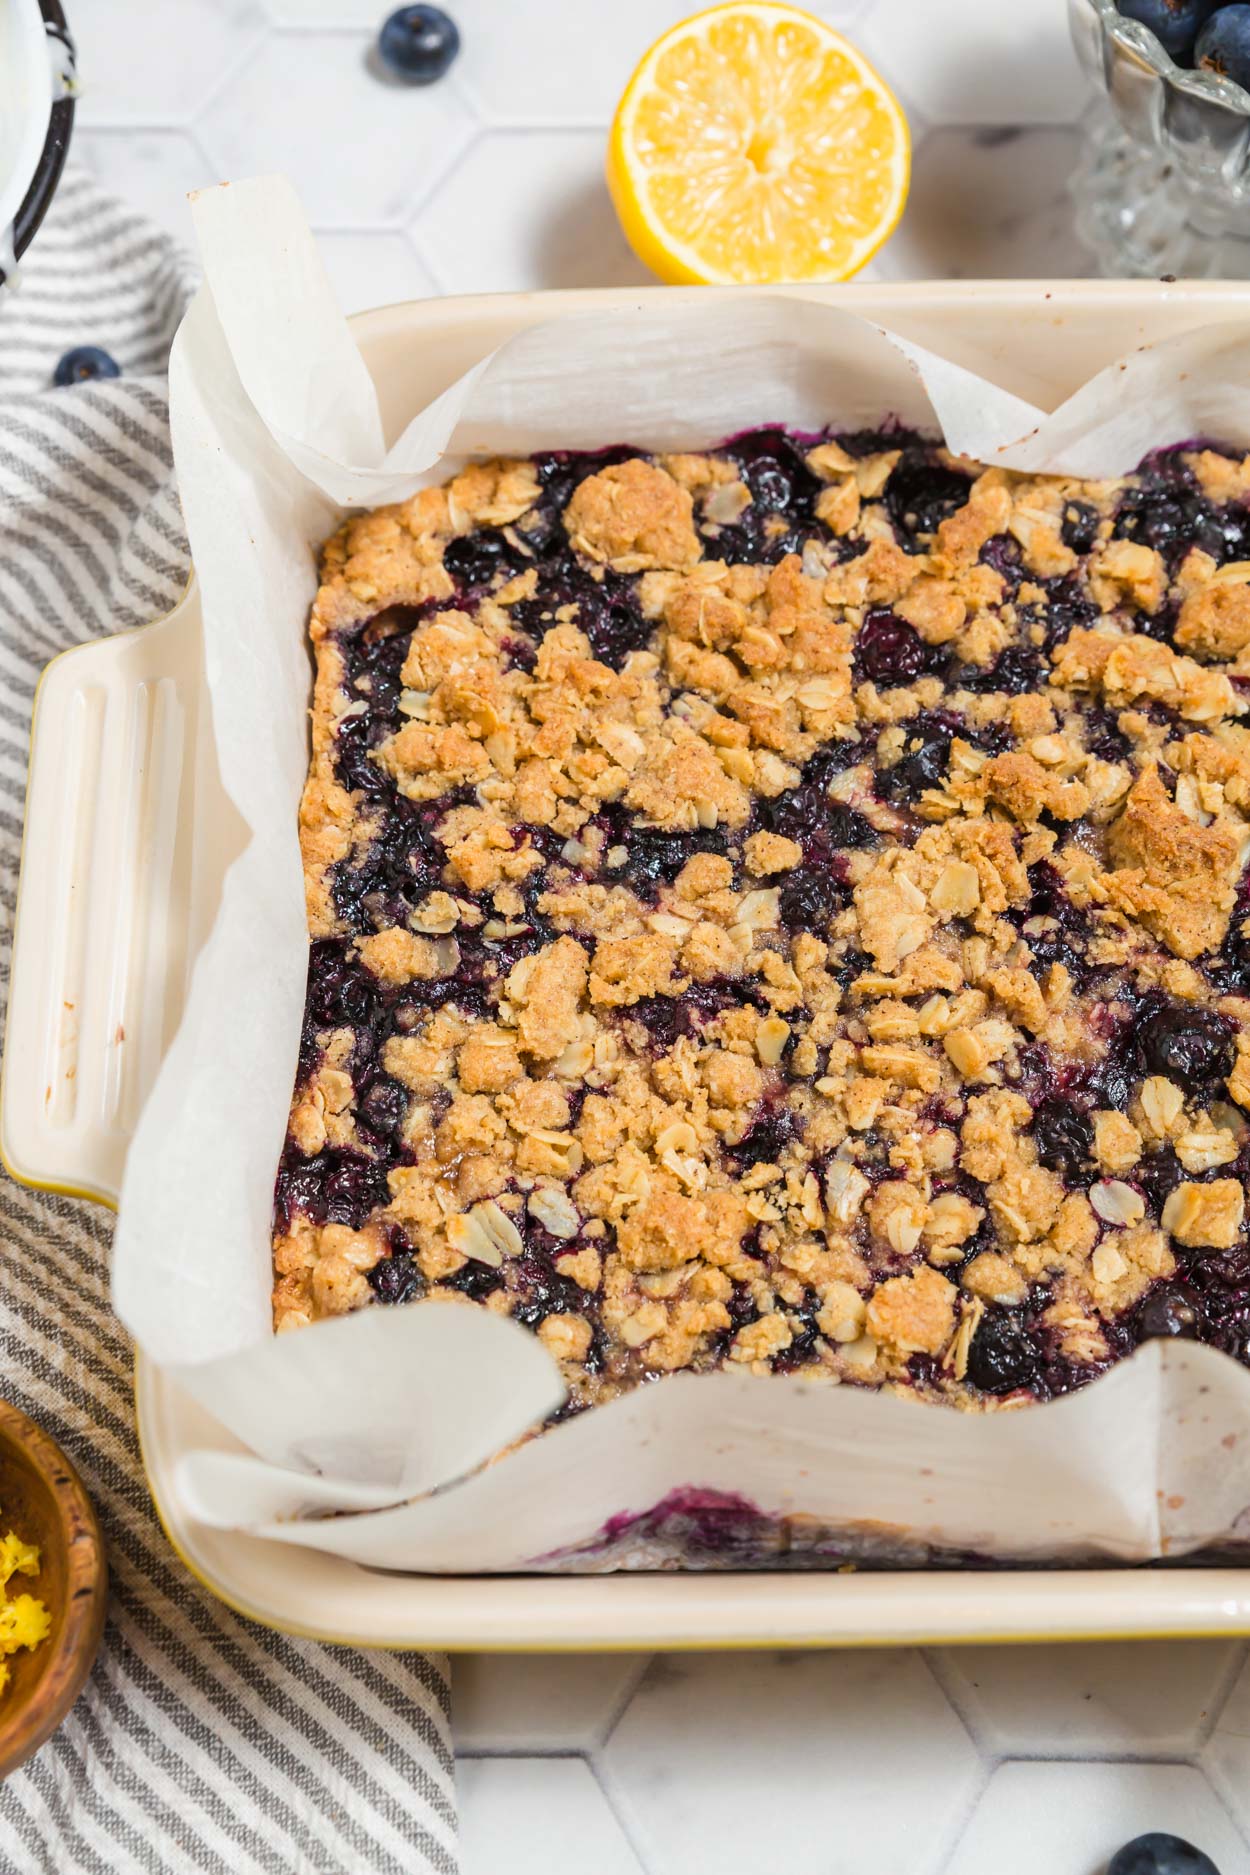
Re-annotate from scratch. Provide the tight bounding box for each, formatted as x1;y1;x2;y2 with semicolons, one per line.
1118;0;1220;61
1108;1831;1221;1875
1196;3;1250;85
377;4;460;83
53;345;120;387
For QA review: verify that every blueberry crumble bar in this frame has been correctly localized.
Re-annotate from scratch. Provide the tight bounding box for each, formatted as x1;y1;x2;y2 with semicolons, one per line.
273;429;1250;1413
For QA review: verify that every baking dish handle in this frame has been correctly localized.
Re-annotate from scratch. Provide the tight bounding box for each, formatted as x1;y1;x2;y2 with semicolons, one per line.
2;587;242;1209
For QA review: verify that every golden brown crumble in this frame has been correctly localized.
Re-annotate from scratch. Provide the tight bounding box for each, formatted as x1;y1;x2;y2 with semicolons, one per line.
276;430;1250;1417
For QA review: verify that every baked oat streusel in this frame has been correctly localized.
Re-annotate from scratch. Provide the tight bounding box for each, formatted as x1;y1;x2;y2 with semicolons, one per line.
273;428;1250;1414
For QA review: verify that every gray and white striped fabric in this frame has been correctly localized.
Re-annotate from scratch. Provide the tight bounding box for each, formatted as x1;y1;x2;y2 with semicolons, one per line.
0;170;458;1875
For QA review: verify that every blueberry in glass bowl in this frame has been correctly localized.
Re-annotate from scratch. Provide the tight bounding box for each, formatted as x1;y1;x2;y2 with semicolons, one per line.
1070;0;1250;275
1116;0;1220;61
1196;3;1250;83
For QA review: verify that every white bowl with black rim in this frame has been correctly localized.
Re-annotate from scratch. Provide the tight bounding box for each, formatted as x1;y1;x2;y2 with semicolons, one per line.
0;0;75;288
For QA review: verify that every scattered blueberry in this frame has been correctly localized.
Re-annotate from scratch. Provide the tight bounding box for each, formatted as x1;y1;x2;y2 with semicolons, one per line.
1108;1831;1221;1875
53;345;120;387
377;5;460;82
1117;0;1220;62
1196;3;1250;85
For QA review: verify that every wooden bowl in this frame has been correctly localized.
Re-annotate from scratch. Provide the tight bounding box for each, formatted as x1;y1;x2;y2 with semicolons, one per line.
0;1400;105;1779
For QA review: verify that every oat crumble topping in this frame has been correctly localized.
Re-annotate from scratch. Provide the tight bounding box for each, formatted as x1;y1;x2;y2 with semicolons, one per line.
273;429;1250;1412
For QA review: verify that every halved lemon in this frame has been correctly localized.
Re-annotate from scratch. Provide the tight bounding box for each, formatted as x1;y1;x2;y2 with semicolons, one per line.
608;1;910;286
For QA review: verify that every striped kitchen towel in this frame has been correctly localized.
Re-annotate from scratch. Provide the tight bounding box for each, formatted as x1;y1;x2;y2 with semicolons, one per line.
0;169;458;1875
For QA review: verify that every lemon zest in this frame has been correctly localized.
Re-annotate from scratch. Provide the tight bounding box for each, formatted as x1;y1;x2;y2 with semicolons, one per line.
0;1521;51;1696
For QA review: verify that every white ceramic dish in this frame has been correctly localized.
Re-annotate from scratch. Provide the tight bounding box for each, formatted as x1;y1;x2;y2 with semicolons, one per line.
11;280;1250;1648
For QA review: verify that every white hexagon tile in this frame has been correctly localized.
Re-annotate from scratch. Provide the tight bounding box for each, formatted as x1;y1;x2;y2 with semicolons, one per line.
64;2;1250;1872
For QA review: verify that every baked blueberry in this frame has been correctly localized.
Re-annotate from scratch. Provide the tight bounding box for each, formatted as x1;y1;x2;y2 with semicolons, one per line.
443;527;520;589
855;610;936;686
1135;1284;1200;1341
1138;1002;1235;1098
377;4;460;82
1060;497;1101;554
778;866;844;931
367;1250;423;1305
883;453;972;541
1032;1097;1095;1177
966;1309;1039;1395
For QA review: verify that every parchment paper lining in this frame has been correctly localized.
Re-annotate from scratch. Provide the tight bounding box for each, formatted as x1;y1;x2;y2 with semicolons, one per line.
113;175;1250;1570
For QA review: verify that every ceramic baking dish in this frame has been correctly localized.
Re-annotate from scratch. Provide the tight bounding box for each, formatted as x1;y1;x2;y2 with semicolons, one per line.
10;279;1250;1649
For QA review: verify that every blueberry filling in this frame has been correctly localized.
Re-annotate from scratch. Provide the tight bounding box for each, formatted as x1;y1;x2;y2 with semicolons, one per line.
441;1260;505;1302
1113;448;1250;571
709;428;825;564
729;1100;804;1168
883;451;973;545
628;980;762;1049
952;642;1045;696
1060;497;1101;555
877;729;953;804
1132;998;1236;1101
777;866;847;930
443;527;526;591
595;805;732;901
274;1145;390;1234
1134;1283;1199;1342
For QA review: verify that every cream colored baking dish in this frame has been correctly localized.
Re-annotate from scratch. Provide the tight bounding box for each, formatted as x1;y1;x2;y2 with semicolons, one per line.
11;279;1250;1649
